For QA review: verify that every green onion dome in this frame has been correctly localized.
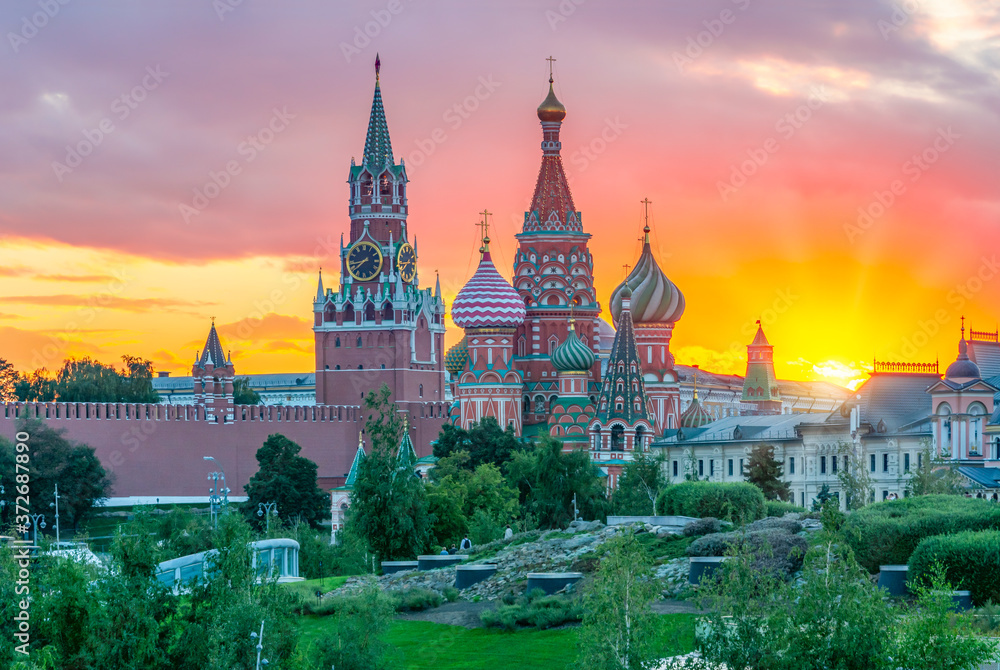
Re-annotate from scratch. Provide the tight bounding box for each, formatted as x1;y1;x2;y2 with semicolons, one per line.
679;395;713;428
444;337;469;375
610;230;684;326
551;321;596;373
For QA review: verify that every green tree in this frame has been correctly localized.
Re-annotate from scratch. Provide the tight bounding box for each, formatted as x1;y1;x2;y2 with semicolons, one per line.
611;452;668;516
838;443;874;510
506;434;609;529
907;442;964;496
425;481;467;547
233;377;262;405
744;443;790;501
350;384;432;560
578;534;659;670
243;433;328;529
433;417;521;469
0;419;111;530
119;355;160;403
306;585;395;670
13;368;56;401
810;483;835;511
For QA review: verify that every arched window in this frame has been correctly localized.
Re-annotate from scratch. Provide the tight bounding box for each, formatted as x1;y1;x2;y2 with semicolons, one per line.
360;174;373;197
970;402;987;454
592;425;601;450
335;337;341;348
357;364;363;370
334;365;341;370
379;174;392;197
523;395;530;413
611;425;624;449
548;335;559;356
382;302;393;322
635;425;645;450
534;395;545;414
419;384;423;398
517;336;526;358
357;336;363;348
380;364;385;369
344;304;355;322
364;303;376;321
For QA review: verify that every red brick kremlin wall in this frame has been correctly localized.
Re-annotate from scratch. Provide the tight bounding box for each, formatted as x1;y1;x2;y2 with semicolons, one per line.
0;401;446;498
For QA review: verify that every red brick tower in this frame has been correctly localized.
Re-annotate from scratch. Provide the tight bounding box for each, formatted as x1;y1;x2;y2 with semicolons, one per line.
512;61;602;432
313;56;447;419
192;319;235;424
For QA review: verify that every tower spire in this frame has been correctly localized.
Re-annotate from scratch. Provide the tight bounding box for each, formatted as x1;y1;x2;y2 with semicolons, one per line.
362;54;393;170
641;198;652;244
315;268;325;302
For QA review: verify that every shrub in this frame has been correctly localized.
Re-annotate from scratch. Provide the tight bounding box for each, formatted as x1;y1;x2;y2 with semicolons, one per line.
390;587;443;612
766;500;806;517
843;495;1000;572
908;530;1000;606
656;481;766;524
480;592;583;630
745;517;802;534
687;528;808;578
683;517;723;537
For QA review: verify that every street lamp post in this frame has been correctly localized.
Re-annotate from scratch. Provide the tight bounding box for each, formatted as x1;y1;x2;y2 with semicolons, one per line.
27;514;46;545
50;483;60;547
257;502;278;534
250;619;269;669
204;456;230;529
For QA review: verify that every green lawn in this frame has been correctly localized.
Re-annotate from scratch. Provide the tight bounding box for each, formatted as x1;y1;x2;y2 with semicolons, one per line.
282;576;350;598
297;614;696;669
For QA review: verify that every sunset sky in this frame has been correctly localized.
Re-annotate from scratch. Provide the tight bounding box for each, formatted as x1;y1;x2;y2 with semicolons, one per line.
1;0;997;391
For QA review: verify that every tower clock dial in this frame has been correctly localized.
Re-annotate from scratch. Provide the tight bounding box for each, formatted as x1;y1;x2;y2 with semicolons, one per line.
396;243;416;283
346;241;383;281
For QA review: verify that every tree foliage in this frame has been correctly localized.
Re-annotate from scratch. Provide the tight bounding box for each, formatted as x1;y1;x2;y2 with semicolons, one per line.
744;443;790;501
232;377;262;405
578;534;660;670
243;433;328;529
838;443;874;510
426;455;519;546
505;435;609;529
11;356;159;403
0;419;112;530
907;443;964;496
350;384;432;560
0;358;16;402
433;417;521;469
611;451;668;516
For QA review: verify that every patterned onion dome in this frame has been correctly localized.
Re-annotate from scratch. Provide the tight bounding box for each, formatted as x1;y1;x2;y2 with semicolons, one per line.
679;396;713;428
609;230;684;326
551;321;596;372
444;337;469;375
452;250;526;329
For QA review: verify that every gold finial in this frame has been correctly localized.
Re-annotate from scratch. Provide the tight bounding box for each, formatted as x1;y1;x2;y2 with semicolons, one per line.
641;198;652;243
568;298;576;329
692;365;700;401
210;315;216;325
546;55;556;83
403;413;409;431
477;209;492;253
623;263;631;278
358;432;364;448
375;53;381;83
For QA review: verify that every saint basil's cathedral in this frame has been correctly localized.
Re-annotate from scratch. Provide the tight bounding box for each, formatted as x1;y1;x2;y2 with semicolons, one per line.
314;57;687;484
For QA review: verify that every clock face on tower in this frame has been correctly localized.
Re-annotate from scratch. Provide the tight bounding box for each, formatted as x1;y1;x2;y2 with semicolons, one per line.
396;243;416;283
346;241;383;281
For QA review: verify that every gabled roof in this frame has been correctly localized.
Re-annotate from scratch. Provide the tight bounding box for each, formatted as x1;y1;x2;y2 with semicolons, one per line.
835;372;938;433
655;413;829;445
958;466;1000;489
968;338;1000;378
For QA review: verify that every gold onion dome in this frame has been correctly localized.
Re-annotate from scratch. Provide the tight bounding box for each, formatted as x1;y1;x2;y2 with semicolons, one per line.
537;78;566;122
551;321;596;373
444;337;469;375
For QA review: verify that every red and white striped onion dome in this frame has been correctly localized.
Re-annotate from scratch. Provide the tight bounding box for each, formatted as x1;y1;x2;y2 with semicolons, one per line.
452;250;526;329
